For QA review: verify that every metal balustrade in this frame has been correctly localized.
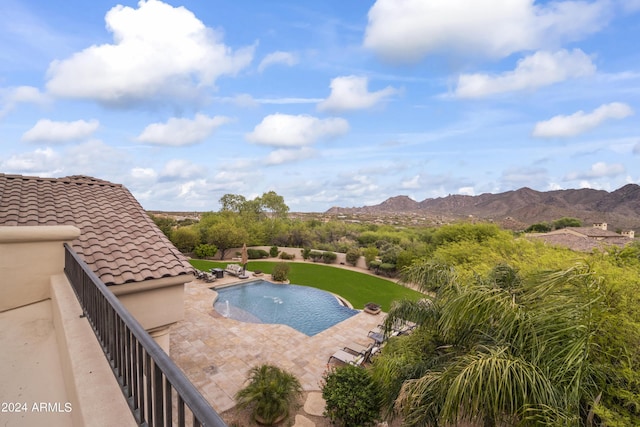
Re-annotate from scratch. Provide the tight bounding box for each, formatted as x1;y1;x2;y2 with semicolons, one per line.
64;243;226;427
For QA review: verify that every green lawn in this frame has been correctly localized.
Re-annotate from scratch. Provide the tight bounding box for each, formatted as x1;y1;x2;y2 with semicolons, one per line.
189;259;424;311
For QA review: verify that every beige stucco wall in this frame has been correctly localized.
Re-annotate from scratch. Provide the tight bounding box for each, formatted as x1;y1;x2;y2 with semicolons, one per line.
109;275;187;353
0;226;80;313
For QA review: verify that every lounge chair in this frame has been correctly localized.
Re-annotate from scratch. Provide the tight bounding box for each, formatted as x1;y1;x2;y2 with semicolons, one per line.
343;341;371;356
328;349;365;366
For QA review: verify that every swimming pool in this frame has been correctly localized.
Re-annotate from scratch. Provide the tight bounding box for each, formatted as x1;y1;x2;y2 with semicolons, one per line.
212;280;359;336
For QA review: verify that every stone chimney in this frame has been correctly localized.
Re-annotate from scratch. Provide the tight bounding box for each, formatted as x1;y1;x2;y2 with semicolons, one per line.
593;222;608;231
621;230;635;239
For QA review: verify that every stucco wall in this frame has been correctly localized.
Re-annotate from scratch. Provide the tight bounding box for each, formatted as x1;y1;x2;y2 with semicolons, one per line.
0;226;80;313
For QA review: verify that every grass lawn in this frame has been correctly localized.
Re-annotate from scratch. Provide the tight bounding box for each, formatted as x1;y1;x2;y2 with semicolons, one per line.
189;259;425;311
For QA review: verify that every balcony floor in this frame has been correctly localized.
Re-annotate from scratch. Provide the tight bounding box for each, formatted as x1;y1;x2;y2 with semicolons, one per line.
0;300;72;427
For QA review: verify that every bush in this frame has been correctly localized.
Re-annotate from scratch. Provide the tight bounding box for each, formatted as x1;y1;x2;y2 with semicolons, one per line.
280;252;295;260
271;262;290;282
368;260;381;272
247;248;269;259
363;247;379;268
309;250;323;262
193;243;217;259
345;247;361;266
235;364;302;426
322;365;381;427
301;247;311;260
322;251;337;264
379;263;396;276
269;245;279;257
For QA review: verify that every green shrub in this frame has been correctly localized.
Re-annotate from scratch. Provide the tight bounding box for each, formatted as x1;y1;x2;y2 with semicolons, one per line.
379;263;396;276
247;248;269;259
269;245;279;257
193;243;217;259
271;262;290;282
301;247;311;260
235;364;302;426
322;251;337;264
322;365;381;426
368;260;381;272
363;247;379;267
309;250;323;262
280;252;295;260
345;247;361;266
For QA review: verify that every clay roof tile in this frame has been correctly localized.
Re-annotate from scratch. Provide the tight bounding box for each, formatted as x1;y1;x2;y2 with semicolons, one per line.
0;173;193;286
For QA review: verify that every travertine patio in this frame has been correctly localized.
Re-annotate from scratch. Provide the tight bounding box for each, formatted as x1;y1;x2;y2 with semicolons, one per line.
170;275;384;413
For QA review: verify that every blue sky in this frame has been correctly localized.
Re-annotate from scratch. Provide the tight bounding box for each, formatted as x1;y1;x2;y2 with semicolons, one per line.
1;0;639;212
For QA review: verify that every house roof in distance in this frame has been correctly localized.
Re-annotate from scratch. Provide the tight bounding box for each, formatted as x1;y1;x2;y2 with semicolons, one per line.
0;173;193;286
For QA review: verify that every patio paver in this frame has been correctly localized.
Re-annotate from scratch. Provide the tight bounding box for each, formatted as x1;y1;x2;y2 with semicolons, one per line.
170;275;384;413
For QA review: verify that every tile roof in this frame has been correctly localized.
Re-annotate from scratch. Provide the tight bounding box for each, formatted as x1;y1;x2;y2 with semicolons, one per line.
528;227;633;252
0;174;193;286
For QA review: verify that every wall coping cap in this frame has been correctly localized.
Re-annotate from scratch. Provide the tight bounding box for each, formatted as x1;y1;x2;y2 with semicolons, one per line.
0;225;81;243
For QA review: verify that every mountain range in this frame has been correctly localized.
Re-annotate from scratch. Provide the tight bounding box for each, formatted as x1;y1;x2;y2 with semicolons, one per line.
325;184;640;231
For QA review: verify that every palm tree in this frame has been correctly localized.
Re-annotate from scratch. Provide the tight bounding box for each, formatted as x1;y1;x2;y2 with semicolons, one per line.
372;262;604;426
235;364;303;425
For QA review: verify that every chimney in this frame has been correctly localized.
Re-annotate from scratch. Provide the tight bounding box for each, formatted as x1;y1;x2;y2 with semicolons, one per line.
593;222;607;231
621;230;635;239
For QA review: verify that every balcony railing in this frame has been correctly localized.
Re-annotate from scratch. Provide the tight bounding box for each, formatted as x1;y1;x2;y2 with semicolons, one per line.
64;243;227;427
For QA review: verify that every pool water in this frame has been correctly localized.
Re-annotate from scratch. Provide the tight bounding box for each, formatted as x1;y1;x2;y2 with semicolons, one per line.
213;280;358;336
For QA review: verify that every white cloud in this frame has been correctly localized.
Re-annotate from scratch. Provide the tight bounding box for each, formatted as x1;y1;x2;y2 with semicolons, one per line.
0;86;49;118
0;147;60;174
565;162;625;180
65;140;128;173
258;51;297;72
455;49;596;98
400;174;421;189
246;113;349;147
265;147;315;165
21;119;99;143
1;140;127;178
533;102;634;137
135;114;231;146
458;187;476;196
160;159;206;180
501;166;548;188
130;167;158;181
364;0;609;62
46;0;254;105
633;142;640;155
338;174;380;197
317;75;399;112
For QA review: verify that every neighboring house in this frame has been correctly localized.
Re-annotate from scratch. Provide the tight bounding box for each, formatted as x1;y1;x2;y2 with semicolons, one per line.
0;174;217;427
528;222;636;252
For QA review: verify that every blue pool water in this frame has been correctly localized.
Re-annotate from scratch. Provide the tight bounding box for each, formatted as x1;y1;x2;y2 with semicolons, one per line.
213;280;358;336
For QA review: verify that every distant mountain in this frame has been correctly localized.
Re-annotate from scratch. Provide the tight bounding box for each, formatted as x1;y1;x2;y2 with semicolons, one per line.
326;184;640;230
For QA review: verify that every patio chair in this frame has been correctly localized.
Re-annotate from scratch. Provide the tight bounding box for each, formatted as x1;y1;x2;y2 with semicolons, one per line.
343;341;372;356
328;349;365;366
